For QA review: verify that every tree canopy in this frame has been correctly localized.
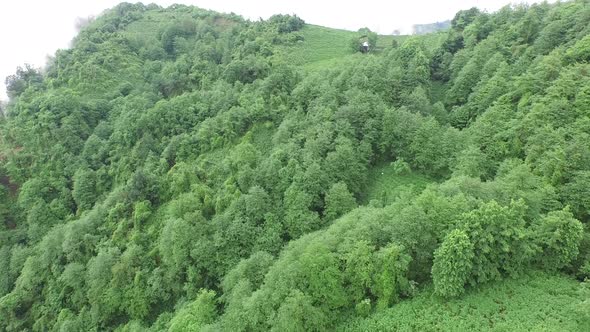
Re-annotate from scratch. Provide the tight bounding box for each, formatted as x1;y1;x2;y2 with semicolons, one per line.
1;1;590;331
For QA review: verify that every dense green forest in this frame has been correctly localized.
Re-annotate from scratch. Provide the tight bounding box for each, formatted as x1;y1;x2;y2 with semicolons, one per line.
1;1;590;331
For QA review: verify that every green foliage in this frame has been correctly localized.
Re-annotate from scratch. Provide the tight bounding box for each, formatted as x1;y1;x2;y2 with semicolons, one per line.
215;207;418;330
1;1;589;330
168;289;217;332
432;229;474;297
0;246;12;297
268;14;305;33
391;158;411;175
354;299;372;318
324;182;357;221
4;64;43;99
273;289;328;332
534;208;584;270
371;243;412;309
72;168;97;212
459;200;533;283
159;218;194;275
566;34;590;63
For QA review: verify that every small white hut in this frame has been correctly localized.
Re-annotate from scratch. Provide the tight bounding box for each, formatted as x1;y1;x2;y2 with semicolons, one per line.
362;41;369;53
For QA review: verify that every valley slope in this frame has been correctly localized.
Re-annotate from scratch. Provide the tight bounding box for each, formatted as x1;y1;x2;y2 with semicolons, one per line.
0;1;589;331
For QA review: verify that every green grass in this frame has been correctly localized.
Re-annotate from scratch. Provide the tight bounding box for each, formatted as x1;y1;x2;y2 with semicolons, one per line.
275;25;406;72
273;25;356;70
340;272;588;332
297;25;356;65
363;162;433;205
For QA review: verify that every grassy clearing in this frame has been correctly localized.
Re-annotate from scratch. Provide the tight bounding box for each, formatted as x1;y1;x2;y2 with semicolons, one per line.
275;25;406;71
340;271;588;332
296;25;357;65
273;25;356;69
363;162;433;205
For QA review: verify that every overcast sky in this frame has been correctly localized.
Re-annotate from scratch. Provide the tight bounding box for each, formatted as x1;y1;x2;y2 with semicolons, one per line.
0;0;552;100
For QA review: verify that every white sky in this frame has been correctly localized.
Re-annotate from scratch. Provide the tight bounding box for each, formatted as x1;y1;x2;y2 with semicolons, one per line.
0;0;552;100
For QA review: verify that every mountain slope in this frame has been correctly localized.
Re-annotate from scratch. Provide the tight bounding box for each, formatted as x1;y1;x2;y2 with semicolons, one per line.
0;1;589;331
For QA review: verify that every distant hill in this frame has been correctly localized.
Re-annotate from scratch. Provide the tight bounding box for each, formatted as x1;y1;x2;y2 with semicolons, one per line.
412;20;451;34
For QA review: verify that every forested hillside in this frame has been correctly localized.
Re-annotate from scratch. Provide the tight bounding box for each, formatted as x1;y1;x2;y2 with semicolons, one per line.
1;1;589;331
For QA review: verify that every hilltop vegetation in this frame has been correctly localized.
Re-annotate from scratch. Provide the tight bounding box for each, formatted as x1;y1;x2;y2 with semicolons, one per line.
343;271;590;331
1;1;590;331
